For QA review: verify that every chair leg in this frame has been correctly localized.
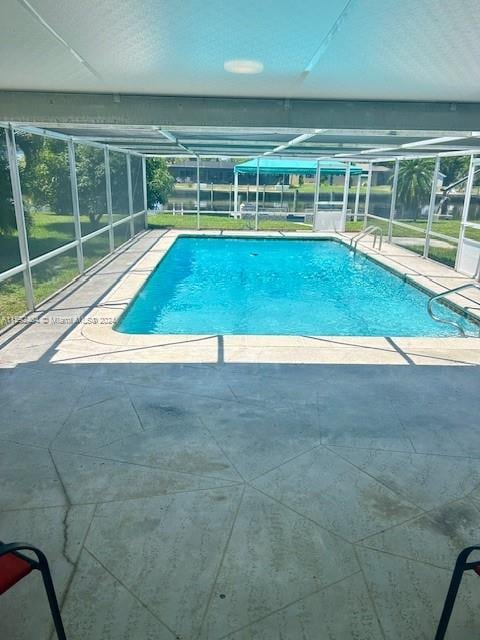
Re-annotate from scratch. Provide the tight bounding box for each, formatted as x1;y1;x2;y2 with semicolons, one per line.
434;550;472;640
38;558;67;640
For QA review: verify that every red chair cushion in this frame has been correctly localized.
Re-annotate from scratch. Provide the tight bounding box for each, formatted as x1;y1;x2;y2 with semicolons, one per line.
474;565;480;577
0;553;33;595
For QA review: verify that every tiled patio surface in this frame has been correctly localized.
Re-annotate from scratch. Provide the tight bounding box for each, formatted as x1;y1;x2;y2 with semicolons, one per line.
1;230;480;639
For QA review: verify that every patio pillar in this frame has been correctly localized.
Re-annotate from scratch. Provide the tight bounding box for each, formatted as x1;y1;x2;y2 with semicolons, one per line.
341;162;351;231
363;163;373;229
255;157;260;231
354;173;361;222
388;159;400;243
142;155;148;229
126;154;134;238
234;170;239;215
196;155;201;230
313;160;320;217
455;156;475;271
67;138;84;275
5;125;34;311
423;156;441;259
104;148;114;251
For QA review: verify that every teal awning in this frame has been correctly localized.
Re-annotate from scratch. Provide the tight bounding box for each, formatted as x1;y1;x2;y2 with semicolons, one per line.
234;158;362;176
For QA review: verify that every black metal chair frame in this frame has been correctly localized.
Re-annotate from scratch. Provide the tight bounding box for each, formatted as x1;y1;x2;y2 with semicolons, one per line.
435;545;480;640
0;541;67;640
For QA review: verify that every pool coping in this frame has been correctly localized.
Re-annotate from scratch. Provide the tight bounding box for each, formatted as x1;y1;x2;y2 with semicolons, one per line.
71;229;480;365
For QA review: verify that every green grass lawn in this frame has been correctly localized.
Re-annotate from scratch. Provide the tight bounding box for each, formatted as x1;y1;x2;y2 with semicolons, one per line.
398;220;460;267
345;221;364;232
0;212;118;272
361;217;462;267
411;218;480;242
148;213;309;231
364;218;480;242
425;246;457;267
0;211;126;328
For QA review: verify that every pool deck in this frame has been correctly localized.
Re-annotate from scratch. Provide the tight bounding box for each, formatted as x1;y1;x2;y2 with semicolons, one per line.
1;229;480;639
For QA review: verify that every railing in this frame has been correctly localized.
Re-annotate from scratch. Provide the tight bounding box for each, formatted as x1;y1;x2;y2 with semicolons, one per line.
427;283;480;337
349;225;383;253
0;124;147;320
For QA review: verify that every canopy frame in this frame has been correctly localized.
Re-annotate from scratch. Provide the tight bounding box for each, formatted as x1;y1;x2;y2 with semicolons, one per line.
233;157;362;224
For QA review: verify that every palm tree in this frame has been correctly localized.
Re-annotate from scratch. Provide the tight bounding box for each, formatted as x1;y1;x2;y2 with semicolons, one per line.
441;157;470;186
394;159;435;221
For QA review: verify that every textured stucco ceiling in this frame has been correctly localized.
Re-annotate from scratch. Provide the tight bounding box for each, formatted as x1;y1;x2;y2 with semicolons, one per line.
1;0;479;101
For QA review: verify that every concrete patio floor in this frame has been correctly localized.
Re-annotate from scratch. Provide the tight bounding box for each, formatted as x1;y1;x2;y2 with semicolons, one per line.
1;230;480;639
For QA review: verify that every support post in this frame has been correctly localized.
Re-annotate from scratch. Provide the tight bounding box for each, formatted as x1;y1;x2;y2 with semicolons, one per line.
255;157;260;231
196;155;200;230
142;155;148;229
313;162;322;231
388;159;400;243
363;163;373;229
104;148;114;251
455;156;475;271
423;156;441;259
126;154;134;238
6;125;34;310
354;174;361;222
229;184;232;212
313;160;320;217
234;170;239;215
67;139;84;275
341;162;351;231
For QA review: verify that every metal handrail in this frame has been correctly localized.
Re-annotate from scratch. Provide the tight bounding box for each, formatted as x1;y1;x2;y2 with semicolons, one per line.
427;283;480;337
350;225;383;253
349;225;374;247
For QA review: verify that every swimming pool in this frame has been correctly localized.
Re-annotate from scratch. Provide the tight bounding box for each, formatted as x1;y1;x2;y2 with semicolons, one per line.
117;237;478;337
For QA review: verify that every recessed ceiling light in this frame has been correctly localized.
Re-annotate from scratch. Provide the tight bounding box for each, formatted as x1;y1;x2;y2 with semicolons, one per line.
224;59;264;74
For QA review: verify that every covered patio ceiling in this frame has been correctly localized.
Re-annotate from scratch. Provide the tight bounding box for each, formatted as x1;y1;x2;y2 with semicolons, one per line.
1;0;479;102
1;0;480;162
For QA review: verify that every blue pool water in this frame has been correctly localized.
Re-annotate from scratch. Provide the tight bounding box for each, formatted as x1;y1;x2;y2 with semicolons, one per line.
117;237;478;336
